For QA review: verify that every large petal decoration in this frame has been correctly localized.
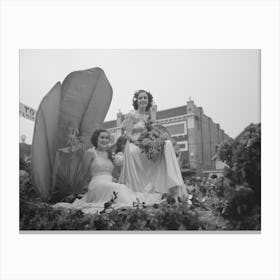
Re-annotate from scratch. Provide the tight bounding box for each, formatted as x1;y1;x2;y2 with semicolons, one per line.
51;67;113;200
31;82;62;199
56;67;113;149
31;68;113;200
80;68;113;141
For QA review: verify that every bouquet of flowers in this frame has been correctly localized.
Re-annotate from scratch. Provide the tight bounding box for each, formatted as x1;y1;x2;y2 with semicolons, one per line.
134;120;171;163
113;152;124;167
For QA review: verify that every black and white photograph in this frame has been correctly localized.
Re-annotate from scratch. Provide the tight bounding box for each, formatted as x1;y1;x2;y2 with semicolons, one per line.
19;49;261;231
1;1;280;280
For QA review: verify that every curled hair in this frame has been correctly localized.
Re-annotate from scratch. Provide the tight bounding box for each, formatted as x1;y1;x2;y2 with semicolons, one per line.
91;129;109;148
132;90;153;112
90;129;113;161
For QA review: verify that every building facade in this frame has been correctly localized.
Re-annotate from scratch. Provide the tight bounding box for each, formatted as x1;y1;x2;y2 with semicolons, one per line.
103;99;231;173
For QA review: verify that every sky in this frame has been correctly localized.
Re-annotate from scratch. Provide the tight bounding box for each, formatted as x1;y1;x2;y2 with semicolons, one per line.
19;49;260;144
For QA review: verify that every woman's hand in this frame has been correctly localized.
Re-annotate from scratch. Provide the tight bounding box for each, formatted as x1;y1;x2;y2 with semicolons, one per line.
113;152;124;166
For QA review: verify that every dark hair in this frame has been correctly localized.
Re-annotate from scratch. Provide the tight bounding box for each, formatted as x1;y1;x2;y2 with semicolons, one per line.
91;129;109;148
132;90;153;112
90;129;113;161
115;135;128;154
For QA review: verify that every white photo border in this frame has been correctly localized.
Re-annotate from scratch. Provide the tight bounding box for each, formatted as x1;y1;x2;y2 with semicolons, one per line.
1;1;279;280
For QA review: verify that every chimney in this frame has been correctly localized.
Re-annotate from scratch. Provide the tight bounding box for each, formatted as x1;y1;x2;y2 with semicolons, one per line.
150;102;157;121
187;97;195;114
116;110;122;127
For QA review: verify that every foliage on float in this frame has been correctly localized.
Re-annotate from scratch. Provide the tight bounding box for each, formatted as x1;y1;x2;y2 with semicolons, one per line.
20;121;261;231
20;173;213;231
20;171;259;231
134;120;174;162
187;177;260;230
216;123;261;226
51;125;92;203
217;123;261;203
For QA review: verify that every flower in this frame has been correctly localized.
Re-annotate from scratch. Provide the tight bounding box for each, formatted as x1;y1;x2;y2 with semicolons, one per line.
113;152;124;166
134;121;168;163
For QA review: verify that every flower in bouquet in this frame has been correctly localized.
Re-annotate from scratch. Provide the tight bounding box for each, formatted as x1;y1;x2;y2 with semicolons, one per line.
113;152;124;167
134;121;169;163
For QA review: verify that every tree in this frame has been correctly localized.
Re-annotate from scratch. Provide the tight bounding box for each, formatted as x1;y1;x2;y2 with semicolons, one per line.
218;123;261;205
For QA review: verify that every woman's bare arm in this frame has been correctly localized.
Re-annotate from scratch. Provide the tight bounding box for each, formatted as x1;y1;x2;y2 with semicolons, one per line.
82;148;95;174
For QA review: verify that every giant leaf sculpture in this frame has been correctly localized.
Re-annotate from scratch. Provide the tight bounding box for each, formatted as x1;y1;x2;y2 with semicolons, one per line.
31;68;113;201
31;82;62;199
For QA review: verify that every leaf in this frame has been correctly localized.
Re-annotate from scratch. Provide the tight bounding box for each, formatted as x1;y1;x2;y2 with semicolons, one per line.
31;82;62;198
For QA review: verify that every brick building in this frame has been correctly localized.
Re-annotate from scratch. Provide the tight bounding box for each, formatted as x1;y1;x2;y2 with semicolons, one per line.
103;99;231;173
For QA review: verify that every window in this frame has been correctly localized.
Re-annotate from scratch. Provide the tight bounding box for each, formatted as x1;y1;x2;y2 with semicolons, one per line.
165;123;185;135
195;118;200;130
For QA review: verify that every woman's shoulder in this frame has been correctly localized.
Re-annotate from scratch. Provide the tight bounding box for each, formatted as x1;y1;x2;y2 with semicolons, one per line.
85;147;96;159
121;110;137;128
126;109;138;119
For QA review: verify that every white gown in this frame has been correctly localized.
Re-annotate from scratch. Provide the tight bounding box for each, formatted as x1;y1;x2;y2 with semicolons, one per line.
119;110;185;194
54;148;161;214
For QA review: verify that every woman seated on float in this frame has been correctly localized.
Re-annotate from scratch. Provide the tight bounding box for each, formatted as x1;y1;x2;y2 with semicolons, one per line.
118;90;187;198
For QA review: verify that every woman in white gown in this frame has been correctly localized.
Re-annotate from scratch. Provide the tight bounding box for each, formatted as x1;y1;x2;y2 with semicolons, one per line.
119;90;186;196
54;129;161;214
